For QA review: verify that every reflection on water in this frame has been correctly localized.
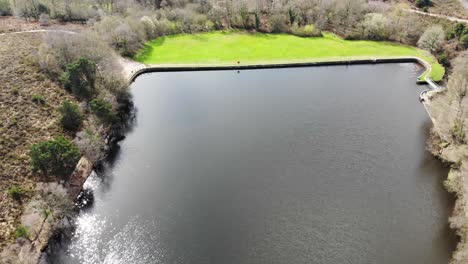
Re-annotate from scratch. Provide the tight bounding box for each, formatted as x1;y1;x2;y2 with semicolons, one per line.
69;214;163;264
48;64;456;264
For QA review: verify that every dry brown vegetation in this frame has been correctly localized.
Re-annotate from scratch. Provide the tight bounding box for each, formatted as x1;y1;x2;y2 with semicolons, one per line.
0;16;87;34
424;51;468;263
0;32;78;250
395;0;468;19
425;0;468;19
0;16;40;33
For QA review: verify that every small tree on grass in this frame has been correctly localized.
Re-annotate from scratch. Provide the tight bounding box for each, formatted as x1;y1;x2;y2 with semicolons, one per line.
30;136;81;178
58;100;83;131
59;57;97;99
90;98;115;125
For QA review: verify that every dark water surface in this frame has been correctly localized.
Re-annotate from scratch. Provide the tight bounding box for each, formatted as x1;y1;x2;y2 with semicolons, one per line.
49;64;456;264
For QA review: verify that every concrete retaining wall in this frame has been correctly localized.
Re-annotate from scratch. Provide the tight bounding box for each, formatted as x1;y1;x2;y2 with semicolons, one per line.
129;57;438;85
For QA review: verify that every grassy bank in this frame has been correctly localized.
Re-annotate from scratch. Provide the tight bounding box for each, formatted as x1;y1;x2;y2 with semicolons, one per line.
134;31;444;82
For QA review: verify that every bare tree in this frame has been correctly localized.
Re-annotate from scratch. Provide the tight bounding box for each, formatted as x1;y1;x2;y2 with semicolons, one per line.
418;25;445;53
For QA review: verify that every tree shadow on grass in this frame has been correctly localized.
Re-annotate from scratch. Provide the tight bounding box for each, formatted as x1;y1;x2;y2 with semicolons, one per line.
135;37;166;61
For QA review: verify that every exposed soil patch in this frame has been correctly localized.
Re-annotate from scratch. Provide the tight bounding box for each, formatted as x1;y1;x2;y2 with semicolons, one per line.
0;16;86;34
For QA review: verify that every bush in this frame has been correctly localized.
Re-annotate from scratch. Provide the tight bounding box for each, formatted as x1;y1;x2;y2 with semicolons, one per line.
437;52;450;68
0;0;11;16
58;101;83;131
8;185;24;200
461;34;468;49
39;13;49;26
291;25;322;37
269;14;288;33
114;22;143;56
362;13;390;40
59;57;97;99
415;0;431;8
14;0;49;20
90;98;115;124
418;26;445;53
96;17;144;57
447;23;465;40
451;119;466;144
140;16;156;39
31;94;45;104
15;225;28;239
75;129;105;163
30;136;81;178
38;32;112;78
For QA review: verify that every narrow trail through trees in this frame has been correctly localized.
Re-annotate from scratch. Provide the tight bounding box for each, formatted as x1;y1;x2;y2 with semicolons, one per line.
404;9;468;24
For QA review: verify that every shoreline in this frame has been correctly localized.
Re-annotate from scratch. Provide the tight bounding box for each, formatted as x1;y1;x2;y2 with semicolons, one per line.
126;56;438;84
421;90;468;264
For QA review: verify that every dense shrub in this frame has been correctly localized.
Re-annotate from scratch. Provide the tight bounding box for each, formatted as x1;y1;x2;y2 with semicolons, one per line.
451;118;466;144
447;23;468;49
30;136;81;178
59;57;97;99
437;52;450;68
58;100;83;131
415;0;432;8
0;0;11;16
140;15;156;39
362;13;390;41
13;0;49;20
447;23;466;40
39;13;50;26
31;94;45;104
269;14;288;33
96;17;145;56
15;225;28;239
38;32;113;78
90;98;115;124
37;32;131;126
75;129;105;163
461;34;468;49
291;25;322;37
448;55;468;104
8;185;24;200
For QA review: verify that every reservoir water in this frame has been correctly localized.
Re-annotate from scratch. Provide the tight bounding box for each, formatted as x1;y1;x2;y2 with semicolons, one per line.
48;64;456;263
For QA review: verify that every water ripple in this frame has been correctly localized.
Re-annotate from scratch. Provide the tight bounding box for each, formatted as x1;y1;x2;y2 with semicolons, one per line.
69;215;163;264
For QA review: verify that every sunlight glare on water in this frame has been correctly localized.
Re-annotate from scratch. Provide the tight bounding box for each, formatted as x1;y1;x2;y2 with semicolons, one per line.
69;215;164;264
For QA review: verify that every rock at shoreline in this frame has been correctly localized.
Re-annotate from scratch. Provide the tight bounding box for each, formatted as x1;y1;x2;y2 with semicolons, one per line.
67;157;93;199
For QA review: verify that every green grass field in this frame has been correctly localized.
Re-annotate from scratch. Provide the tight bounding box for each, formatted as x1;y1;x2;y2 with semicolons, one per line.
134;31;444;82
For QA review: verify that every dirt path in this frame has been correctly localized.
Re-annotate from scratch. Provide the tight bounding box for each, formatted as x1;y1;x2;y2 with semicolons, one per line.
0;29;77;37
404;8;468;23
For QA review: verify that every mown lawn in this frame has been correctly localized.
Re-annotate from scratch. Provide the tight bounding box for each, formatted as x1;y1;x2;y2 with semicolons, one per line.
134;31;444;81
